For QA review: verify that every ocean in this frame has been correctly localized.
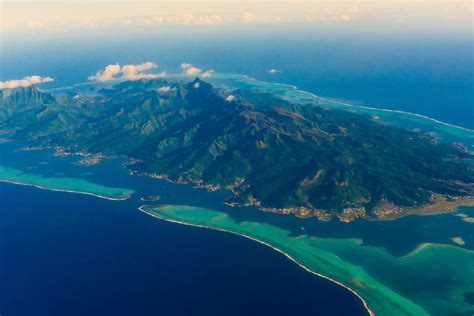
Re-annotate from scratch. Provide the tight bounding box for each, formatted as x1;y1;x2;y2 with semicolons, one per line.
1;28;473;315
2;28;473;128
0;182;367;316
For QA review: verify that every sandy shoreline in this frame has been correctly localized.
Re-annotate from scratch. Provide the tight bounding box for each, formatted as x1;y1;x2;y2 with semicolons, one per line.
139;205;375;316
0;179;130;201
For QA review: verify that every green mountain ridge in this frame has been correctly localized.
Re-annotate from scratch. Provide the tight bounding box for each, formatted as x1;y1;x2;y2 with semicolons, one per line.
1;78;473;220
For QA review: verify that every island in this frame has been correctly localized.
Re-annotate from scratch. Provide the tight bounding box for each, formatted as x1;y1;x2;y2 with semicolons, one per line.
1;77;472;221
1;74;474;316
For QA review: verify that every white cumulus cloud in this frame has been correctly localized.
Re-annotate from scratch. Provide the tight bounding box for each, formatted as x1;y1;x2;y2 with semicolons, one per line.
0;75;54;89
268;68;280;74
180;62;215;77
180;63;192;69
88;63;121;81
88;62;166;82
186;67;201;75
180;62;202;76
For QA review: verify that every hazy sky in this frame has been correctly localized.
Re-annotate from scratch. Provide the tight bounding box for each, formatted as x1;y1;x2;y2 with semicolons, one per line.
1;1;472;35
0;1;472;128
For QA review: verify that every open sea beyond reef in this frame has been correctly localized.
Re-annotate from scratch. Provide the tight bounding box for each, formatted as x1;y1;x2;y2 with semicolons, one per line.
1;32;473;315
0;135;473;315
0;146;368;316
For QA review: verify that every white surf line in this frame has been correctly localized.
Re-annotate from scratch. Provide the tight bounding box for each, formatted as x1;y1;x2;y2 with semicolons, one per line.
0;179;130;201
319;97;474;133
228;73;474;133
139;205;376;316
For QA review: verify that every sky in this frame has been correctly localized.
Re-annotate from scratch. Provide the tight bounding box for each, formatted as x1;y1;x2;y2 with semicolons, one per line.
1;1;473;36
0;0;472;127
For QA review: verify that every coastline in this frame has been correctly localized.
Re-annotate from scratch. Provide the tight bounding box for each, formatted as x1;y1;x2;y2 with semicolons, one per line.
131;166;474;223
0;179;130;201
370;198;474;222
138;205;375;316
50;73;474;134
320;97;474;133
233;73;474;133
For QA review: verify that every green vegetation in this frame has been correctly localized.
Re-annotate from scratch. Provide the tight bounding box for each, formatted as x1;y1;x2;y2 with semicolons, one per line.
144;204;474;316
0;165;133;200
1;78;473;218
2;76;473;315
206;73;474;148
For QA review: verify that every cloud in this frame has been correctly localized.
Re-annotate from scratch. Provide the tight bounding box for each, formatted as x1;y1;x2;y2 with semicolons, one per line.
268;68;280;74
183;14;224;25
144;14;225;25
157;86;175;93
5;2;470;34
186;67;201;75
180;63;202;75
0;75;54;89
89;63;121;81
125;61;156;73
241;11;256;22
145;14;224;26
202;70;214;78
80;19;101;29
225;95;235;102
339;14;351;22
88;62;166;82
121;62;166;80
180;63;193;69
180;63;215;77
26;20;45;29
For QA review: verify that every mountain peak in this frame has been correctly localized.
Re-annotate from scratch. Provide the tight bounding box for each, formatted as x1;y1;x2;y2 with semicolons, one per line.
186;77;213;93
1;85;55;107
1;78;472;220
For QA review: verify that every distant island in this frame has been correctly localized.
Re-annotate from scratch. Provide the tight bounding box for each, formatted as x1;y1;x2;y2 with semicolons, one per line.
1;77;473;221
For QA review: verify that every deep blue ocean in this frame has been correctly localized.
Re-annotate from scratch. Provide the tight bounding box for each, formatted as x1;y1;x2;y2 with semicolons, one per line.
0;28;472;316
0;182;366;316
2;28;473;128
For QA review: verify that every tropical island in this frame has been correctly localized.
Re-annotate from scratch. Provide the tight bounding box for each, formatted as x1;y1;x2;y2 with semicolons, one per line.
0;76;473;221
1;74;474;316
